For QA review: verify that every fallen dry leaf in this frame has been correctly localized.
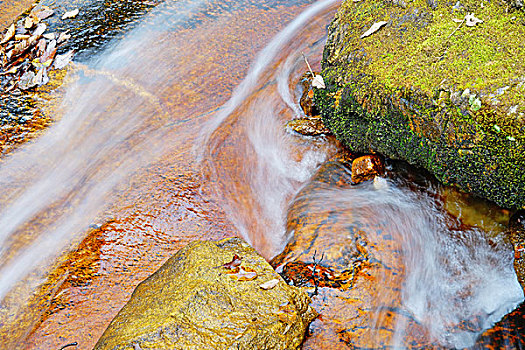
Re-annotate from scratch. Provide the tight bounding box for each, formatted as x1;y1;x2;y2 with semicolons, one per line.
24;16;35;29
57;31;71;44
465;13;483;27
0;46;6;67
259;279;279;290
33;66;49;86
361;21;388;39
54;49;74;69
43;33;56;40
62;9;79;20
1;24;15;44
312;74;325;89
18;70;36;90
9;35;39;59
40;39;57;63
15;34;30;41
33;23;47;37
0;66;18;75
36;38;46;56
229;266;257;281
221;254;243;269
33;7;54;20
307;89;314;99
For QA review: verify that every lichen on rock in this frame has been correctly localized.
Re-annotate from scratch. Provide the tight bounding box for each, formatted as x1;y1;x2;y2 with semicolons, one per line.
94;237;317;350
316;0;525;208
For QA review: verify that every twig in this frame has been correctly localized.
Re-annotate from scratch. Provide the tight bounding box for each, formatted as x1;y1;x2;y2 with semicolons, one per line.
311;250;325;296
58;342;78;350
302;53;314;77
446;16;465;41
434;15;466;61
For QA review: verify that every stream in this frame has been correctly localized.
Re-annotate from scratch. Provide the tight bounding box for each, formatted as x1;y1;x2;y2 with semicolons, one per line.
0;0;523;349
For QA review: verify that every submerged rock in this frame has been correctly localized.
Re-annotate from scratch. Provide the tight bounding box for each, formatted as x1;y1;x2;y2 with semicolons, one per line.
94;237;316;350
271;160;429;349
316;0;525;209
272;157;524;349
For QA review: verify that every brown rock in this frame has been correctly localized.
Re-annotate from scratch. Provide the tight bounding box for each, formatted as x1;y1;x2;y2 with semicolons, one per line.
299;72;319;117
510;210;525;290
271;161;429;349
287;117;331;136
351;155;385;184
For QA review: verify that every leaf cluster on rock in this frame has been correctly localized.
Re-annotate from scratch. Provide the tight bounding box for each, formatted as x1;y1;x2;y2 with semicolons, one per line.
0;5;75;92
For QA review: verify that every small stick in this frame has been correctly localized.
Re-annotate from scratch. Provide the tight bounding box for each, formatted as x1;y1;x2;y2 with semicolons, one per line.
446;16;466;41
311;250;325;296
302;53;314;76
58;342;78;350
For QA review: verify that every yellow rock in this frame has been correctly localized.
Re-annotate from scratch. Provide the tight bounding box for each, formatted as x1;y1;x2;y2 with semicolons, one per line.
94;237;317;350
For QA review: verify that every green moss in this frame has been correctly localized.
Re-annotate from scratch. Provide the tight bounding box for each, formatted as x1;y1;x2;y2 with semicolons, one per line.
317;0;525;208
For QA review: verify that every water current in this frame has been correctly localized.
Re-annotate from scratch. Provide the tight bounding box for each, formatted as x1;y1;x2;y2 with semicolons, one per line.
0;0;523;348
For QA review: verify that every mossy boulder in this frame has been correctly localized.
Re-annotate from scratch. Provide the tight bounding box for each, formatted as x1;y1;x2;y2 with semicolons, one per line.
316;0;525;209
94;237;316;350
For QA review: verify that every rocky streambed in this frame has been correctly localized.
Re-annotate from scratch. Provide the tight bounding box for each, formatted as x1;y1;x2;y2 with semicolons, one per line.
1;0;525;349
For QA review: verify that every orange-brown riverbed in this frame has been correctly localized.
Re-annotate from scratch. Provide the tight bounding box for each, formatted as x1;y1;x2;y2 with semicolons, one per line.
1;1;341;348
1;0;523;349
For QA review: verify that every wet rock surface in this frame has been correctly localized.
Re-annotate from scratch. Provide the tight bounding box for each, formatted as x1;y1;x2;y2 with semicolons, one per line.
272;156;525;349
474;302;525;349
299;71;319;117
287;116;331;136
271;159;427;349
351;154;385;184
94;237;316;350
287;71;331;136
316;0;525;209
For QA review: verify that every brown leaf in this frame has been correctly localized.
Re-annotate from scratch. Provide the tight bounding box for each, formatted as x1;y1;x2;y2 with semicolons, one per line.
465;13;483;27
24;16;35;29
14;35;30;40
57;31;71;44
43;33;56;40
40;39;56;63
33;23;47;37
8;35;39;59
0;46;6;67
221;254;243;269
62;9;79;20
311;74;325;89
259;279;279;290
33;66;49;86
1;24;15;44
36;38;46;56
230;266;257;281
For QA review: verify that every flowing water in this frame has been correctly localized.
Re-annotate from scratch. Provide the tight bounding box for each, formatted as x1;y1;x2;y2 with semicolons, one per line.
0;0;523;349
